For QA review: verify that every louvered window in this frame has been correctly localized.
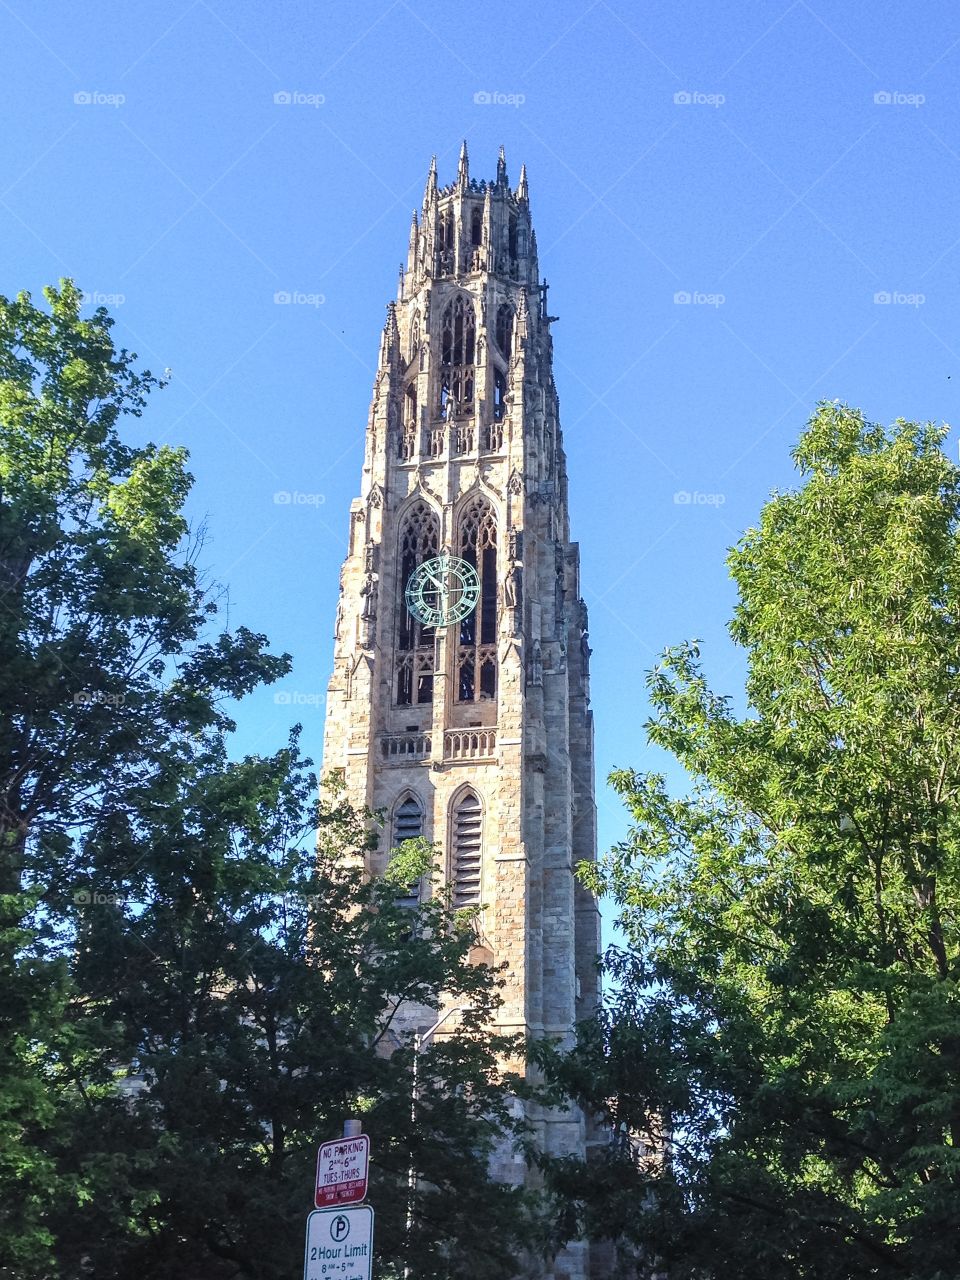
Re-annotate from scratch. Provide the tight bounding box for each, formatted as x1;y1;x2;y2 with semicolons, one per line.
452;792;482;908
393;796;424;909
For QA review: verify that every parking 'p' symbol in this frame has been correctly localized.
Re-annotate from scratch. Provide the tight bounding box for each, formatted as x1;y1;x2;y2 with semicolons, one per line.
331;1215;350;1243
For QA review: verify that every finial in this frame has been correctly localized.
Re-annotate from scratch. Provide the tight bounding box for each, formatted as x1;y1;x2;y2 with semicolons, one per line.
497;144;507;186
423;155;438;206
458;139;469;189
516;163;529;202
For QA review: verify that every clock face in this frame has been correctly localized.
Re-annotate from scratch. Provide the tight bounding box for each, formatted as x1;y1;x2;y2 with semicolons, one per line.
405;554;480;628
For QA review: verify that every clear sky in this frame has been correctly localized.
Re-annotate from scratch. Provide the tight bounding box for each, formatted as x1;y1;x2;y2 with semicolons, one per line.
3;0;959;923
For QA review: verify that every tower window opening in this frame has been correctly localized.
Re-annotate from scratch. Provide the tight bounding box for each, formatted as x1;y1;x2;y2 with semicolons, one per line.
495;303;513;356
452;791;482;908
404;381;418;428
508;214;518;257
471;207;483;246
439;296;476;413
517;227;528;257
437;211;454;272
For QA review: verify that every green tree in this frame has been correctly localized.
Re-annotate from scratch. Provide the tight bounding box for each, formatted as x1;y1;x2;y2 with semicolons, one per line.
46;742;538;1280
542;404;960;1279
0;282;543;1278
0;280;285;1272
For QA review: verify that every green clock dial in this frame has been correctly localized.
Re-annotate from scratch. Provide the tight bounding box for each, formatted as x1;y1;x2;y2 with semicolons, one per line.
405;554;480;627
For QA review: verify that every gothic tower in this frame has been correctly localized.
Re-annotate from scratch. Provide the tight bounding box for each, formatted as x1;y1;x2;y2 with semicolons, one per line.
322;145;601;1279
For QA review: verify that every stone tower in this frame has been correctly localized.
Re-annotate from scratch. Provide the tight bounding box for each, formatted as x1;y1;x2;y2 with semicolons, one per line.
321;144;601;1279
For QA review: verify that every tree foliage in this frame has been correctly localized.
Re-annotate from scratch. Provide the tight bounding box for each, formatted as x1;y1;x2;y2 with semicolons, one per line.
0;283;541;1279
542;404;960;1279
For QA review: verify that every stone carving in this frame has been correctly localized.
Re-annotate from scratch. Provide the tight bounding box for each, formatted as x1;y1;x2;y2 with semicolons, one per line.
360;573;377;620
529;639;543;687
503;559;521;610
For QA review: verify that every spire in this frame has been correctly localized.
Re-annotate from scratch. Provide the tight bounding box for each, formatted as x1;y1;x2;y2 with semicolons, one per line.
516;163;529;203
422;155;437;207
497;144;507;187
457;139;469;190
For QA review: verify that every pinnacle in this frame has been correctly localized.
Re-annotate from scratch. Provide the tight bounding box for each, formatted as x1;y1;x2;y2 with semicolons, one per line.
422;155;438;206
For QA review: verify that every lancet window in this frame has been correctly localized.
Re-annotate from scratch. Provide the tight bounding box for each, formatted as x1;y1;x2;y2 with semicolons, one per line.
456;497;497;702
438;294;476;415
396;501;439;706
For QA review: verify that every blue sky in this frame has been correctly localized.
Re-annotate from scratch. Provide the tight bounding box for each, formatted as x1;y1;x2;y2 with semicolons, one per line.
3;0;960;928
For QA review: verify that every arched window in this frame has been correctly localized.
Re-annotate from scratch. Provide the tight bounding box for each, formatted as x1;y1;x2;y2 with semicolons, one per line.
438;295;476;414
471;207;483;247
392;793;424;909
457;497;497;702
396;501;439;705
495;303;513;356
451;790;482;908
404;381;417;428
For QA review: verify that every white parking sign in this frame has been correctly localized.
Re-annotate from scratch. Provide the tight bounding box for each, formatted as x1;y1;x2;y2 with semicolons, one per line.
303;1206;374;1280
